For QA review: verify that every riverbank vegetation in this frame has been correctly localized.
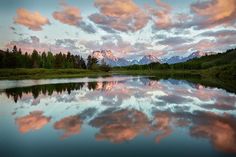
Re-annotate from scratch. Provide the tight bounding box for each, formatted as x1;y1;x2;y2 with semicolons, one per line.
0;46;235;80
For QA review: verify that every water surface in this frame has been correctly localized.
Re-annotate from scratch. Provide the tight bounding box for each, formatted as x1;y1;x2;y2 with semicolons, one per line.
0;76;235;157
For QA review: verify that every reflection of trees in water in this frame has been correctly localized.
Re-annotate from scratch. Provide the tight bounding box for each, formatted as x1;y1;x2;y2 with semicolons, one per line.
3;81;118;102
87;82;98;91
4;82;85;102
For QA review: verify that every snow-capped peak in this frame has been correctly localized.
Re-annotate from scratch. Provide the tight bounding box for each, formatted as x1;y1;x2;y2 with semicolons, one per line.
189;51;206;58
92;50;118;61
139;54;160;65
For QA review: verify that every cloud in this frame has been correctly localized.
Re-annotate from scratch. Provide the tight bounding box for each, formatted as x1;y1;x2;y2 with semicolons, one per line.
78;21;97;34
5;36;75;54
199;29;236;38
54;115;83;139
53;3;96;33
9;26;16;31
81;35;165;58
152;113;172;143
149;0;192;31
202;103;236;110
190;112;236;153
15;111;51;133
89;0;149;32
55;38;78;50
53;4;82;25
190;0;236;29
150;0;236;31
90;109;149;143
151;0;173;29
158;36;193;46
158;94;192;104
14;8;50;31
81;35;133;56
162;34;236;55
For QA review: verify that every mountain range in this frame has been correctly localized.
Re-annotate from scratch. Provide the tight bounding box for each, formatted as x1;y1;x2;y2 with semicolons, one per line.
91;50;207;67
161;51;207;64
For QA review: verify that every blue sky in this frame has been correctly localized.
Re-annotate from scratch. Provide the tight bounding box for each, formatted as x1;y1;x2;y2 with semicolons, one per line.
0;0;236;59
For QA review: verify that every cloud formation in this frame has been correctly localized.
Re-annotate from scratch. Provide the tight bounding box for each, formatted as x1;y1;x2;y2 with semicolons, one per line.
53;4;82;26
190;112;236;153
15;111;51;133
54;115;83;139
90;109;149;143
6;0;236;58
191;0;236;29
151;0;173;29
53;3;96;33
5;36;72;54
14;8;50;31
89;0;148;32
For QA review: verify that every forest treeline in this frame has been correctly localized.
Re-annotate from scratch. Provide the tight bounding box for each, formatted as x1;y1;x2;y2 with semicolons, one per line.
0;45;111;71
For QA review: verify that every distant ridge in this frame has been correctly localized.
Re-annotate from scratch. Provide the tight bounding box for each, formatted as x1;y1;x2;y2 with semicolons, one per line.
91;50;210;66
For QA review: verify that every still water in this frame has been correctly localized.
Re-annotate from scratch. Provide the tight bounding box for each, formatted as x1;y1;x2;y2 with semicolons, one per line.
0;76;235;157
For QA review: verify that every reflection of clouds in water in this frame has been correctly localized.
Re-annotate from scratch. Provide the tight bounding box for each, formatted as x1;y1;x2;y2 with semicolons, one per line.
202;103;236;110
88;108;236;154
15;111;51;133
158;94;192;104
152;113;173;143
7;77;236;132
190;112;236;153
54;115;82;139
2;77;236;153
90;109;149;143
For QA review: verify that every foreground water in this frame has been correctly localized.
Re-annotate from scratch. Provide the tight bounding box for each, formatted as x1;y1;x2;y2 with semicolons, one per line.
0;76;235;157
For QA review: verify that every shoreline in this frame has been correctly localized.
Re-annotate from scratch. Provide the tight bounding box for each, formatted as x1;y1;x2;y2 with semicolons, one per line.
0;67;235;80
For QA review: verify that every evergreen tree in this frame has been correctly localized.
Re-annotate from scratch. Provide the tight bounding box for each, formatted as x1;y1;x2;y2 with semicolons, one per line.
87;55;92;69
31;49;40;68
54;52;63;68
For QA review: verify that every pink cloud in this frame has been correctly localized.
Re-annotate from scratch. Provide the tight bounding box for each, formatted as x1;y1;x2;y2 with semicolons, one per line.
191;0;236;29
14;8;50;31
53;4;82;26
52;3;96;33
148;0;173;29
15;111;51;133
54;115;83;139
90;109;149;143
89;0;148;32
191;113;236;153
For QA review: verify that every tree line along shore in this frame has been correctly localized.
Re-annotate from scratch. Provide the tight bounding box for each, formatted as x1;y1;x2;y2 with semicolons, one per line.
0;46;236;80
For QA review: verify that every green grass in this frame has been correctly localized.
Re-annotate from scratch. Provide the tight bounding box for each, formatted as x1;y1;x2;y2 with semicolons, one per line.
0;68;111;80
0;62;235;80
112;63;236;79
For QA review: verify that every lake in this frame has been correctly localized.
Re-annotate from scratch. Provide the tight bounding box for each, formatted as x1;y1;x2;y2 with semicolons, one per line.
0;76;235;157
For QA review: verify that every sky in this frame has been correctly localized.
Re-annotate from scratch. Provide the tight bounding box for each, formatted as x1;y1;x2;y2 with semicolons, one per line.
0;0;236;59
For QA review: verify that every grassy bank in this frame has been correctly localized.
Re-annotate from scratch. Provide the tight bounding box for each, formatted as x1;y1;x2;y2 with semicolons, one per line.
112;63;236;79
1;68;236;94
0;68;111;80
0;64;235;80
